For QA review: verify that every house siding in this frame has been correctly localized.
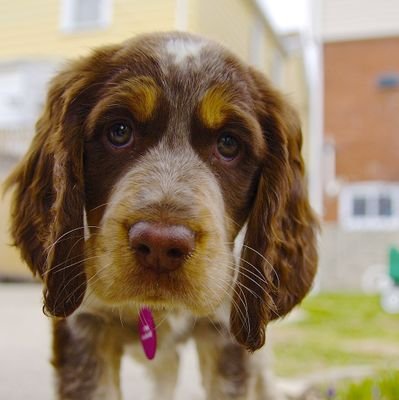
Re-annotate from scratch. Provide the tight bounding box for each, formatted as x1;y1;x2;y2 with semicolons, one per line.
322;0;399;42
0;0;177;59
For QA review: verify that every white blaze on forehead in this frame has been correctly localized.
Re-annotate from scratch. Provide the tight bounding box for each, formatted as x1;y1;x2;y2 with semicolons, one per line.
165;38;205;65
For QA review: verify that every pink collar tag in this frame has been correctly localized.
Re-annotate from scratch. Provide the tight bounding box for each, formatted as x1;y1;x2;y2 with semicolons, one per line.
138;307;157;360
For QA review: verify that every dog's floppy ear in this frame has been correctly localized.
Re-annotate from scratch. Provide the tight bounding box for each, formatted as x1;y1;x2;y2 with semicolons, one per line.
5;70;86;317
230;68;318;352
4;48;119;317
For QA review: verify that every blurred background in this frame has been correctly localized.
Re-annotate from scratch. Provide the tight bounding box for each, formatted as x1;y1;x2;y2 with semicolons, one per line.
0;1;398;399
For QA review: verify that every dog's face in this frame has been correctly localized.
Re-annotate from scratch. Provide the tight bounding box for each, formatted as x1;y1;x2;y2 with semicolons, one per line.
83;35;266;315
6;32;318;351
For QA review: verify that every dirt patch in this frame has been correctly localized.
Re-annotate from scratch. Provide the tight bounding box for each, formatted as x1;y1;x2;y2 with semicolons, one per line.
342;339;399;357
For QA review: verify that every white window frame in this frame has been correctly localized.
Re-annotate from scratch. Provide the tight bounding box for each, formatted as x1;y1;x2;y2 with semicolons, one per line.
323;139;340;196
60;0;112;33
339;182;399;231
0;70;25;128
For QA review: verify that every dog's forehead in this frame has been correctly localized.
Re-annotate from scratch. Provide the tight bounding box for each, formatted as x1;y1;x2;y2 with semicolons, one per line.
155;34;224;69
164;36;205;66
124;33;246;90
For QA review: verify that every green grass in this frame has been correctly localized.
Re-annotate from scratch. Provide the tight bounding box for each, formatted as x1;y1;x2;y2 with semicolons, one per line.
378;370;399;399
271;293;399;377
335;370;399;399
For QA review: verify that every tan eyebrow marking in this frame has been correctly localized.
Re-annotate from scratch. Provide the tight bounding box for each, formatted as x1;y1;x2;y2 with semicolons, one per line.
199;85;234;129
129;76;160;123
86;76;162;134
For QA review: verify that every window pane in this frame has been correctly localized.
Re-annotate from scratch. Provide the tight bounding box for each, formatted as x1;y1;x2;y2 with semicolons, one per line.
353;197;366;216
379;195;392;216
0;71;26;127
74;0;101;26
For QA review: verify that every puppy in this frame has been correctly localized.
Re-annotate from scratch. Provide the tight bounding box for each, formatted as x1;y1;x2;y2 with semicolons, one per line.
5;32;318;399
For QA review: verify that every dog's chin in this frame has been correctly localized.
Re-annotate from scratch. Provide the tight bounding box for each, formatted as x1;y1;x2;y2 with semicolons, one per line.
128;296;213;317
86;276;226;317
84;250;233;317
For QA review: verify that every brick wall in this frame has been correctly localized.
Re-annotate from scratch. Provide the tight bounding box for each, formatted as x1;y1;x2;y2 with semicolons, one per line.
324;37;399;221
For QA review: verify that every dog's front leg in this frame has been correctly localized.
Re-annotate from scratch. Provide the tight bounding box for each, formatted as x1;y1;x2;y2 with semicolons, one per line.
146;345;179;400
52;315;123;400
194;321;259;400
194;321;286;400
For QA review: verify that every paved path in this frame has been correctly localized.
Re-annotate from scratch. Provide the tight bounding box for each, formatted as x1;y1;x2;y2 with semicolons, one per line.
2;283;381;400
0;283;203;400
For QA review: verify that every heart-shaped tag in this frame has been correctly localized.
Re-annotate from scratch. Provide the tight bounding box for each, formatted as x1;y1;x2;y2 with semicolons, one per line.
138;307;157;360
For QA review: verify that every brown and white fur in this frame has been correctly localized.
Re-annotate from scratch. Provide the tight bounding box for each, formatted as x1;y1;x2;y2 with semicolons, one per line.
5;32;318;400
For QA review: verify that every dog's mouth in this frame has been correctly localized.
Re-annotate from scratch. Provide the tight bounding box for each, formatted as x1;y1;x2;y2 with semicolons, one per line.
127;266;202;306
86;255;230;316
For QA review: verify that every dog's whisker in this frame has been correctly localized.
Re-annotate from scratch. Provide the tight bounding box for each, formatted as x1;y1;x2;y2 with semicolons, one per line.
241;244;281;288
225;263;274;304
223;256;270;286
154;312;171;331
207;276;250;337
43;254;101;278
43;230;104;276
88;202;112;213
44;225;99;253
43;227;102;271
57;261;112;310
235;283;251;339
50;270;88;314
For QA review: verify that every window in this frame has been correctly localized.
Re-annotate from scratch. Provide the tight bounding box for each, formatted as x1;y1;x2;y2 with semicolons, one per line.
61;0;111;32
0;63;56;128
0;62;58;156
0;71;24;127
377;73;399;90
352;196;366;216
339;183;399;230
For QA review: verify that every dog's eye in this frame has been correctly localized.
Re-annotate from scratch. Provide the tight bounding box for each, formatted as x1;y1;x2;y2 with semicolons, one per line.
107;122;133;147
217;134;240;160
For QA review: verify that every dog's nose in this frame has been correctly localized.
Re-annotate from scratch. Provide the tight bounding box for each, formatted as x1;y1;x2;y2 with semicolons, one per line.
129;222;196;273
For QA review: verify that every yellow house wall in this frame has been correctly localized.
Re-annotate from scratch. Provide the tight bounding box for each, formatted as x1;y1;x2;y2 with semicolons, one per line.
0;0;177;59
259;29;279;75
188;0;254;62
187;0;287;86
0;0;282;74
282;55;310;167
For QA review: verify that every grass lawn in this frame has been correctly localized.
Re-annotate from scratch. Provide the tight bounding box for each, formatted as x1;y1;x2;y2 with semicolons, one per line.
334;370;399;399
271;293;399;378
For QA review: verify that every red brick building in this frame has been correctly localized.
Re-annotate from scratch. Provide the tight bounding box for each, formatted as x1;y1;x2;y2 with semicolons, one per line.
324;36;399;229
318;0;399;290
